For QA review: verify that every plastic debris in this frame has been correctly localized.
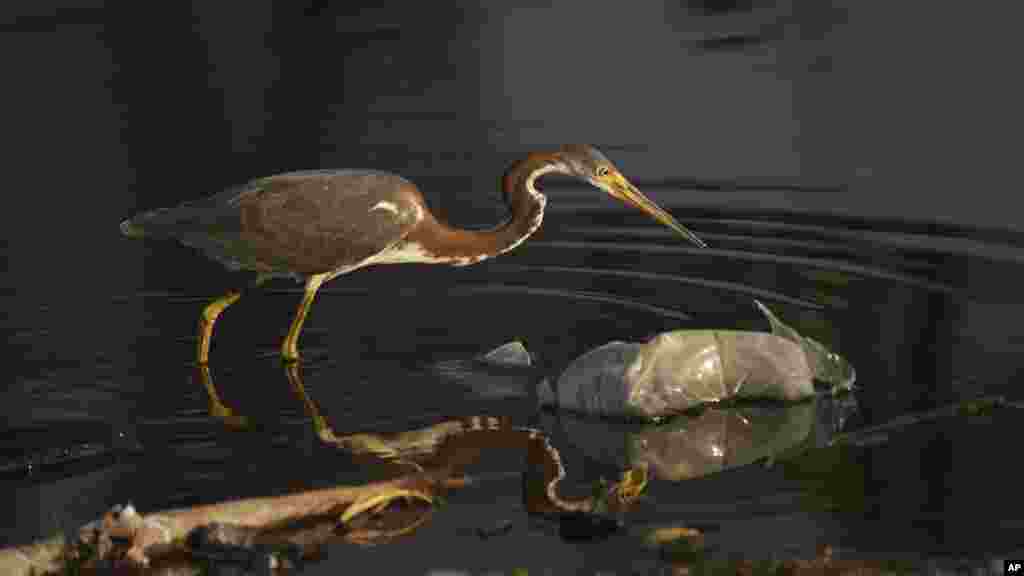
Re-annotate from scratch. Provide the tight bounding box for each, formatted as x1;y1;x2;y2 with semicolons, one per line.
479;340;533;367
535;303;855;419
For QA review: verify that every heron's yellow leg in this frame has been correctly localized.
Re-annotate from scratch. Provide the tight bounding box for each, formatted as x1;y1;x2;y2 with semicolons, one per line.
196;275;269;365
281;273;327;363
196;364;250;429
613;464;649;505
197;290;242;365
285;362;336;442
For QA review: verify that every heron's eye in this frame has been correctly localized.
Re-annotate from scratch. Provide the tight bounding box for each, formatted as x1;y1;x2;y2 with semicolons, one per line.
596;166;610;178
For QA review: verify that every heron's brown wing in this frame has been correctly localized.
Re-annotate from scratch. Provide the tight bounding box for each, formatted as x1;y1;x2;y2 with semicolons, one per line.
186;170;423;276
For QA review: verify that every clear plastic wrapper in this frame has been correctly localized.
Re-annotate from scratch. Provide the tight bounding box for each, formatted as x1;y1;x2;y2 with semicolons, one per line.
537;303;855;419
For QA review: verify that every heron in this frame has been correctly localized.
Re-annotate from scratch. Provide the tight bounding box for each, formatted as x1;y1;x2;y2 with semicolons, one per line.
120;144;707;365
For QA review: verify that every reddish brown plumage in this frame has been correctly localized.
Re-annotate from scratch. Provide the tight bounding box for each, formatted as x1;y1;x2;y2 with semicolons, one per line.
402;152;559;263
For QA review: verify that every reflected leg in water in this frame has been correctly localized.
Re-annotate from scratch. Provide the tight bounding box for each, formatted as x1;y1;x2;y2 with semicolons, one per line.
197;274;269;365
195;365;250;429
284;362;425;474
195;359;430;476
284;361;339;445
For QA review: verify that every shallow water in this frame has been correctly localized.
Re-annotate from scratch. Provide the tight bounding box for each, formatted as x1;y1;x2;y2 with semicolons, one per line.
5;192;1024;573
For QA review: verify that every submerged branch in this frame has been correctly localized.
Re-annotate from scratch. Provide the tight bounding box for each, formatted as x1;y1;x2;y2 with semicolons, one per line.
75;471;459;568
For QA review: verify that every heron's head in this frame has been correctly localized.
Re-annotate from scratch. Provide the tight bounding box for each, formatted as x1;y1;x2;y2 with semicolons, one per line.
556;144;707;248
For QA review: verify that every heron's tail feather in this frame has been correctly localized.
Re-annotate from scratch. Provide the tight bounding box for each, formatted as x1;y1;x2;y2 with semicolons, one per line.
119;217;147;238
119;207;206;240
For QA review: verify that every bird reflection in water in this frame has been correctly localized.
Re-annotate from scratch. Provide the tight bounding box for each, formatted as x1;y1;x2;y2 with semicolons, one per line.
198;362;649;516
151;363;653;566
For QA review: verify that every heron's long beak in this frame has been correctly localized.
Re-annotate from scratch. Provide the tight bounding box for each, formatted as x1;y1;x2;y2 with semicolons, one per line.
603;173;708;249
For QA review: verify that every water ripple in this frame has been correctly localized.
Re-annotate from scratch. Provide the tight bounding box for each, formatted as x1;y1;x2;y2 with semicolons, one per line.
447;284;692;321
491;264;828;311
527;240;956;294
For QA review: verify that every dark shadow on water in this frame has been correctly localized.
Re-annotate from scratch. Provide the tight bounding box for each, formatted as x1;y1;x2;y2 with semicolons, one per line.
4;204;1024;572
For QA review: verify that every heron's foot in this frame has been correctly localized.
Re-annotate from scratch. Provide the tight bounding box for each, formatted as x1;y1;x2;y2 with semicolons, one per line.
613;466;649;505
280;339;302;363
209;400;250;430
195;364;249;429
310;413;338;443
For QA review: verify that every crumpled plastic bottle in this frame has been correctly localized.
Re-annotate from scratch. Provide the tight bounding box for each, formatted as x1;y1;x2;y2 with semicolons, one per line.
537;301;855;419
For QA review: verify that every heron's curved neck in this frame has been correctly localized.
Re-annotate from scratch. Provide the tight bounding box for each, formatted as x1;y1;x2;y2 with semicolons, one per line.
409;153;568;264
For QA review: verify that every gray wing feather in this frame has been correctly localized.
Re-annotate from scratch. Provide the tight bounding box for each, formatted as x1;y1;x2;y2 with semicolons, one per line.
126;170;422;277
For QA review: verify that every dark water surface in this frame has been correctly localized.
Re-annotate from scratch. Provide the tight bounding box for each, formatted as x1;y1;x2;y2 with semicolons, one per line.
5;195;1024;574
